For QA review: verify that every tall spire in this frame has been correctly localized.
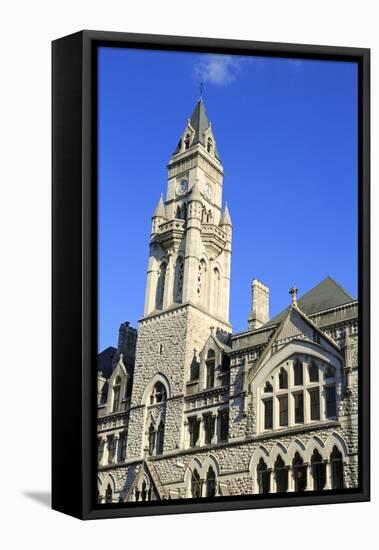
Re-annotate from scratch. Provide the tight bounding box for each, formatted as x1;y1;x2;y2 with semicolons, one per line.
172;98;220;160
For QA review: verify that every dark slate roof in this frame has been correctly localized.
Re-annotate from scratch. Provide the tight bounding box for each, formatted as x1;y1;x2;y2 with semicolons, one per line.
173;99;220;159
264;277;356;328
97;346;117;378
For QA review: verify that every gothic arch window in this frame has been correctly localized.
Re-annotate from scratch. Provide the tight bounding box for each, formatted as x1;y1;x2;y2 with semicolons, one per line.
293;359;303;385
257;458;270;494
201;206;207;223
279;367;288;389
150;381;167;404
207;137;213;154
156;421;165;455
293;452;307;492
330;446;344;489
264;381;273;393
112;376;121;412
148;423;155;456
206;210;212;223
206;467;217;497
308;360;319;382
259;355;339;433
119;432;127;462
213;268;220;313
97;439;104;465
196;259;207;303
174;257;184;303
100;382;108;404
205;349;216;389
176;205;181;219
191;469;202;498
184;133;191;150
311;449;326;490
155;262;167;310
182;203;187;220
274;455;288;493
105;483;113;504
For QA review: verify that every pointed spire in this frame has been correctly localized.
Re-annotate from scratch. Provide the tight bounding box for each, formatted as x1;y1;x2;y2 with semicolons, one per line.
220;202;232;226
152;194;166;219
172;98;220;160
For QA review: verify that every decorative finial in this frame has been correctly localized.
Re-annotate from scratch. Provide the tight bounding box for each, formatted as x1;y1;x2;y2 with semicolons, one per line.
200;80;204;99
289;285;298;306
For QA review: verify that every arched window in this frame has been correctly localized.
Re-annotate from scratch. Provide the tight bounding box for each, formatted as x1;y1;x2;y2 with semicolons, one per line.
112;376;121;412
155;262;167;309
148;424;155;455
275;456;288;493
311;449;326;490
191;469;202;498
324;365;335;380
182;203;187;220
257;458;270;494
156;421;165;455
206;467;217;497
119;432;127;462
213;268;220;313
107;436;116;464
279;367;288;389
308;360;319;382
105;483;113;503
201;206;207;223
184;133;191;150
293;452;307;492
175;205;181;219
330;446;344;489
207;137;213;154
293;359;303;385
174;258;184;303
206;350;216;389
206;210;212;223
150;381;167;404
97;439;104;465
197;259;207;302
264;381;273;393
100;382;108;404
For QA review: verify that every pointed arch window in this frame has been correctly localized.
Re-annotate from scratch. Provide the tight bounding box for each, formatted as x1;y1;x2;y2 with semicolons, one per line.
97;439;104;465
293;452;307;492
150;381;167;404
311;449;326;490
191;469;202;498
156;421;165;455
105;483;113;503
197;259;207;303
308;360;319;382
330;446;344;489
206;349;216;389
257;458;270;494
156;262;167;310
112;376;121;412
274;456;288;493
207;137;213;154
184;133;191;150
148;424;155;456
264;381;273;393
279;367;288;389
174;257;184;303
206;467;217;497
213;268;220;313
325;385;337;418
293;359;303;385
206;210;212;223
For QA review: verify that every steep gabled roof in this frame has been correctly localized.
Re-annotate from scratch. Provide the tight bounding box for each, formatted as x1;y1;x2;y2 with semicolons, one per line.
264;277;355;328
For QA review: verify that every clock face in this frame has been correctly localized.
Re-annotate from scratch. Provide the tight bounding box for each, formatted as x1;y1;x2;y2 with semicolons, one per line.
176;179;188;196
204;182;212;199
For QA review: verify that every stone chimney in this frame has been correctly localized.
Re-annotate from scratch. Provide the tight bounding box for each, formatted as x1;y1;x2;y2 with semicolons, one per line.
248;279;270;330
117;322;137;366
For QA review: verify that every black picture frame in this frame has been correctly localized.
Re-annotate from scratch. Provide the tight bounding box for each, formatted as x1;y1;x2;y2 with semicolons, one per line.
52;30;370;520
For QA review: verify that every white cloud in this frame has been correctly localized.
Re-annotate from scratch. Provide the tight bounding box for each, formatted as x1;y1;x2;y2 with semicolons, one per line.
194;55;242;86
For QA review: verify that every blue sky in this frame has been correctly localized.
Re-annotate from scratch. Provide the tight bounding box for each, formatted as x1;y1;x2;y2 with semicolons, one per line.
98;47;358;351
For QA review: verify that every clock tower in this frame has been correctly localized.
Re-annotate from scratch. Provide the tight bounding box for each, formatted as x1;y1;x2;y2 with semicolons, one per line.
126;98;232;459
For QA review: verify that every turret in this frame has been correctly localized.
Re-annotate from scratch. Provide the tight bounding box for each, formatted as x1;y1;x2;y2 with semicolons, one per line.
151;194;166;235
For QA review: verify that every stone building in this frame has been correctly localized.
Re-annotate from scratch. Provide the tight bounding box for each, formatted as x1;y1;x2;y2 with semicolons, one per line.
97;99;358;503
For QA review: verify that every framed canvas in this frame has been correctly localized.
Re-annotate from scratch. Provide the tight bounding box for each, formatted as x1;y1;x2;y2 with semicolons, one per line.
52;30;370;520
